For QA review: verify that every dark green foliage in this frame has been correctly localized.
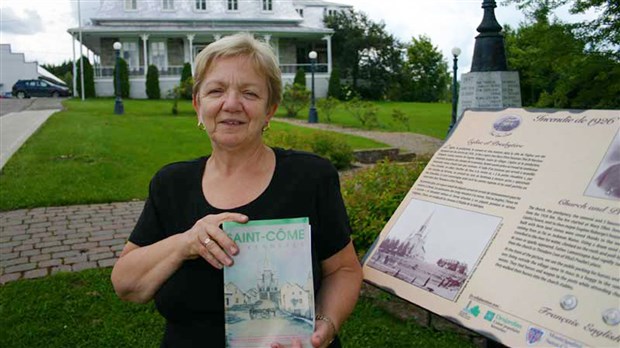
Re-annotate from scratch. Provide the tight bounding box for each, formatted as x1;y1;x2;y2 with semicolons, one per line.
180;63;193;100
505;0;619;56
113;57;130;98
146;65;161;100
345;98;379;128
327;68;342;100
76;56;96;98
505;16;620;108
341;160;429;255
281;83;310;118
42;60;74;88
317;97;339;123
391;109;410;131
266;131;353;169
325;9;404;100
170;78;194;115
293;68;307;88
401;35;450;102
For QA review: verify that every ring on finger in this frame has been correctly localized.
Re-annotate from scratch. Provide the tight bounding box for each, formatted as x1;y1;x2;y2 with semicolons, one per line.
203;237;213;247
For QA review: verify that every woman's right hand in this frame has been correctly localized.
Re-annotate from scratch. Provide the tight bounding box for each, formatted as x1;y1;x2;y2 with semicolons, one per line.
182;212;248;269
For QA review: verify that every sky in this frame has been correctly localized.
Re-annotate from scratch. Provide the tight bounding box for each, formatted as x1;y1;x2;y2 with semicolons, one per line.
0;0;595;72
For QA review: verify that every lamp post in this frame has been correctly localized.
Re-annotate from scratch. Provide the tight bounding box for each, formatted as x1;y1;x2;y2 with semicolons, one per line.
113;41;124;115
448;47;461;134
307;50;318;124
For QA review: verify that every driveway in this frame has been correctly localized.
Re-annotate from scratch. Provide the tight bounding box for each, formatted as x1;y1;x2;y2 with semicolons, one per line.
0;98;65;116
0;98;64;169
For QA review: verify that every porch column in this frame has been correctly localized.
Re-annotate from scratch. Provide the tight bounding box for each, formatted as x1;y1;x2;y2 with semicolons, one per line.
141;34;149;76
214;34;222;41
323;35;332;74
72;33;77;97
263;34;271;44
186;34;195;75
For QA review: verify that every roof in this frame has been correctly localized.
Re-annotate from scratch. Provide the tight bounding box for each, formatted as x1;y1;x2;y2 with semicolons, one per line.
38;66;67;86
293;0;352;8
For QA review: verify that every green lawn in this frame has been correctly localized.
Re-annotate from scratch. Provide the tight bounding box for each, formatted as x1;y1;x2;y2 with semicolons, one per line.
0;99;385;211
0;268;475;348
276;101;451;139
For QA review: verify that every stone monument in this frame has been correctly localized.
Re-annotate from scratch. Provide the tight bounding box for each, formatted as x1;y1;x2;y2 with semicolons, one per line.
456;0;522;120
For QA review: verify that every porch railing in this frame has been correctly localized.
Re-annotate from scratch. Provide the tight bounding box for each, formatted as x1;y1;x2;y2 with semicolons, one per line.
94;65;184;78
94;63;328;78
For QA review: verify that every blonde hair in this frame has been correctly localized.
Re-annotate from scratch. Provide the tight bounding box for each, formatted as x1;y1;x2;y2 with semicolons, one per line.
192;32;282;109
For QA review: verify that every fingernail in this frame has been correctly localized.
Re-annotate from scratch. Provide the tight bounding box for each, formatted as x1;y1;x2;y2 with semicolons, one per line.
230;246;238;254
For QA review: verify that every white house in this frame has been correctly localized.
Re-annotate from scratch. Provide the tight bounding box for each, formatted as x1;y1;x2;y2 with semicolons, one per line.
224;282;245;308
67;0;351;99
280;282;311;318
0;44;66;96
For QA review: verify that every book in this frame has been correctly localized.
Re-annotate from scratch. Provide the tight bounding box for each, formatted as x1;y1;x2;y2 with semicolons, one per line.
223;217;314;348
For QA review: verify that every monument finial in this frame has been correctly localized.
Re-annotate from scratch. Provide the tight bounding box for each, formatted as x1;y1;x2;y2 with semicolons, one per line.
471;0;508;72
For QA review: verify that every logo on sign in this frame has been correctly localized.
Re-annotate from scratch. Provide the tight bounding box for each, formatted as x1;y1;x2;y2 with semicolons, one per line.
526;326;544;345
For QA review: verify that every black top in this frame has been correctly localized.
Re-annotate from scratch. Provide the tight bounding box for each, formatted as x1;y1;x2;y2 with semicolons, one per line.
129;148;351;348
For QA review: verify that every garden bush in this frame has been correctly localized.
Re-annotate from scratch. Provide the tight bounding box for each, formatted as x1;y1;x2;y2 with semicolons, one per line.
327;67;342;100
180;63;193;100
113;57;130;98
146;65;161;100
317;97;339;123
281;83;310;118
345;97;379;128
391;109;410;131
294;68;307;87
76;56;95;98
341;160;429;256
265;131;353;169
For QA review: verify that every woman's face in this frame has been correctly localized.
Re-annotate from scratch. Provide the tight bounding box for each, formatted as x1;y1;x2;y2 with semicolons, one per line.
193;55;277;151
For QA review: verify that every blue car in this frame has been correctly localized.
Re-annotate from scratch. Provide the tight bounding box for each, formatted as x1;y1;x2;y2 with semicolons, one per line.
12;79;71;98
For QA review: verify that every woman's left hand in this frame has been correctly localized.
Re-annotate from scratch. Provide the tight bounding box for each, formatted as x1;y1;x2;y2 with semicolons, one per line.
270;320;334;348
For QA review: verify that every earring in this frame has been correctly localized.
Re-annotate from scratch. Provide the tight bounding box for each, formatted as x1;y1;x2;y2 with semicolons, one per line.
262;122;270;132
197;121;205;131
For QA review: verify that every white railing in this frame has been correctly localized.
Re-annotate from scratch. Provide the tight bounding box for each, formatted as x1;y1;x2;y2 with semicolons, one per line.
94;64;327;78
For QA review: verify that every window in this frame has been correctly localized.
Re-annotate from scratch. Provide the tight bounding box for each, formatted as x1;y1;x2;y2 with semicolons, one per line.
262;0;272;11
323;8;338;16
150;41;168;71
295;8;303;17
195;0;207;11
121;41;139;71
124;0;137;10
162;0;174;10
227;0;238;11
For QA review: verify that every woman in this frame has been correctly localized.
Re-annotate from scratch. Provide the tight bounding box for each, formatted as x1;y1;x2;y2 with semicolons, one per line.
111;33;363;348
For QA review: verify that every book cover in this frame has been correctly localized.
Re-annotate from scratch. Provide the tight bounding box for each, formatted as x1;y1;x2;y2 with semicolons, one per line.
223;217;314;348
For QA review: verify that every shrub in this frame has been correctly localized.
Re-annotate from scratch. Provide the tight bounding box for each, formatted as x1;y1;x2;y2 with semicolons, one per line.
169;77;193;115
146;65;161;100
281;83;310;118
345;98;379;128
341;160;429;256
180;63;193;100
391;109;410;131
76;56;95;98
317;97;339;123
265;131;354;170
327;67;342;100
294;68;307;88
113;57;130;98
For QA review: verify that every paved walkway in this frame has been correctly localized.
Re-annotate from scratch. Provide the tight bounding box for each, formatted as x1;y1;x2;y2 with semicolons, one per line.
0;111;444;284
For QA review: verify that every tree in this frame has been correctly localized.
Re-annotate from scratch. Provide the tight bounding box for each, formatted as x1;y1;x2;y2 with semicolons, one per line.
76;56;95;98
505;15;620;108
146;65;161;99
180;62;193;100
293;68;306;87
402;35;450;102
324;9;404;100
504;0;619;57
113;57;130;98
